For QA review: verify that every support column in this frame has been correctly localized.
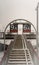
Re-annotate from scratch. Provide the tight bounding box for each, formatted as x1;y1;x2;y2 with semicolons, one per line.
36;3;39;56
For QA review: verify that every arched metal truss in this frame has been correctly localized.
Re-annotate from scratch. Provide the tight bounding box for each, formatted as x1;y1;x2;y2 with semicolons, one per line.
4;19;37;53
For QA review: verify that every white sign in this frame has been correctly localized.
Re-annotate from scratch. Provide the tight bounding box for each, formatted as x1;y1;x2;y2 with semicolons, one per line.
18;24;23;35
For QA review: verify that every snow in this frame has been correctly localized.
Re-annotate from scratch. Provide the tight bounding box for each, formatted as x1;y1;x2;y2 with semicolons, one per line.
0;52;4;62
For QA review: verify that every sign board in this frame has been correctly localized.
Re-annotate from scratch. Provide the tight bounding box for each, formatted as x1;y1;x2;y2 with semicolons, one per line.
10;23;18;32
23;24;31;32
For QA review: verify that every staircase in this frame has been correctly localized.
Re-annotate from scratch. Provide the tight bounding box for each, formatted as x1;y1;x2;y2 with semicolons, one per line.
7;49;26;65
7;49;34;65
1;35;34;65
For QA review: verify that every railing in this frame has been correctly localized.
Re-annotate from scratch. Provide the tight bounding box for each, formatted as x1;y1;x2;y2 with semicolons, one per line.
23;35;38;65
0;32;36;39
21;35;34;65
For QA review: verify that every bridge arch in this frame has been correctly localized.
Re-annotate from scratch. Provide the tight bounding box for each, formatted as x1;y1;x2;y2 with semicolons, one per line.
4;19;37;52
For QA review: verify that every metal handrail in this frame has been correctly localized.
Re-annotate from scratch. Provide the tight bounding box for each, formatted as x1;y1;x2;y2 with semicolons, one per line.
23;35;38;65
21;35;34;65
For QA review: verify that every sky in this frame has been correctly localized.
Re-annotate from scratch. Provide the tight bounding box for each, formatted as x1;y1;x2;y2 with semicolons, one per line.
0;0;39;31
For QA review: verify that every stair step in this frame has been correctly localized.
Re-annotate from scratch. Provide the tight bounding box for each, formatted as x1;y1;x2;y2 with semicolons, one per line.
8;61;26;64
12;49;25;50
9;59;26;61
12;49;28;51
11;51;24;53
10;54;25;56
8;60;26;62
9;56;25;59
7;63;26;65
10;52;24;54
9;55;25;57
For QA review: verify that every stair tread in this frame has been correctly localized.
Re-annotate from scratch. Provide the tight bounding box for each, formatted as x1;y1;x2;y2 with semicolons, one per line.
10;54;25;56
8;61;26;63
9;59;25;61
9;57;25;59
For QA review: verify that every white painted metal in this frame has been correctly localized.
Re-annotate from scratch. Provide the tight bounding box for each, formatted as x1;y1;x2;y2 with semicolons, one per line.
37;3;39;58
18;24;23;35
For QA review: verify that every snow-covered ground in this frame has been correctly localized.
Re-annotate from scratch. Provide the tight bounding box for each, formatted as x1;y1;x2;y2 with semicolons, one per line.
0;52;4;62
0;39;14;62
27;39;36;46
0;39;14;45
